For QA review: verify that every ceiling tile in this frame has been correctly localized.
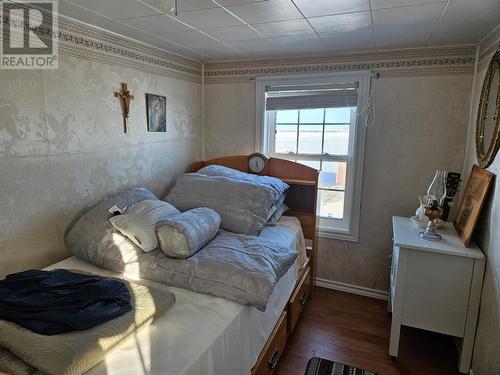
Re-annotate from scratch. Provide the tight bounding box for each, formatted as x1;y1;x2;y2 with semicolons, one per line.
243;34;328;57
226;38;272;53
251;19;314;38
371;0;446;10
107;21;169;42
308;11;372;34
161;32;239;57
319;28;375;52
140;0;219;13
160;29;222;47
121;14;193;34
373;3;445;48
195;42;241;56
177;7;244;28
228;36;329;58
222;30;338;58
149;38;205;58
201;25;264;42
429;0;500;46
59;0;113;27
292;0;370;18
67;0;160;19
217;0;266;6
373;2;445;28
225;0;303;24
375;26;431;49
269;33;326;49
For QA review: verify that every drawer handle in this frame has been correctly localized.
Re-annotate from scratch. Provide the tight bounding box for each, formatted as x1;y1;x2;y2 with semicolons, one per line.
299;292;307;305
268;348;281;369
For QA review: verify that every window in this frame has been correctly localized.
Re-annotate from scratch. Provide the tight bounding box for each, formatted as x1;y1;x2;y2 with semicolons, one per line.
269;107;353;221
255;73;370;241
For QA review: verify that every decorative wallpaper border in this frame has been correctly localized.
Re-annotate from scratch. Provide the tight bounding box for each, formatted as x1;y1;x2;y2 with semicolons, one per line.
56;17;202;81
204;46;476;83
1;8;202;82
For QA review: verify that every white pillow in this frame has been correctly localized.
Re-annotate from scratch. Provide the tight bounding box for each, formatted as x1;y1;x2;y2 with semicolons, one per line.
126;199;180;227
109;213;158;252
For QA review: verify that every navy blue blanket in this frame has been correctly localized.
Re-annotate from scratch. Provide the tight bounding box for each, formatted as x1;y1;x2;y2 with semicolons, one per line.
0;269;131;335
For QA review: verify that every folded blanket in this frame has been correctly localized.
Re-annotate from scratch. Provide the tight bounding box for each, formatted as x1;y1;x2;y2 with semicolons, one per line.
0;275;175;375
0;269;132;335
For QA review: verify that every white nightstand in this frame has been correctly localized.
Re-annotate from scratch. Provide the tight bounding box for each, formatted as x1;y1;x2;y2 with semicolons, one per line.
389;216;485;374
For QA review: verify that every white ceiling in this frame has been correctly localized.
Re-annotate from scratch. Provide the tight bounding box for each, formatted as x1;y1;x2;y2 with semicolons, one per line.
58;0;500;61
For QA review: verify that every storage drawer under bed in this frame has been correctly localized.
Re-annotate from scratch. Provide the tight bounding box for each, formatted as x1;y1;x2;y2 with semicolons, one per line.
288;266;311;334
251;311;288;375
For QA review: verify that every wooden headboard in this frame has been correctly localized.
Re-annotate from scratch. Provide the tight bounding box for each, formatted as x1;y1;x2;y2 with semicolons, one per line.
191;155;319;281
191;155;318;185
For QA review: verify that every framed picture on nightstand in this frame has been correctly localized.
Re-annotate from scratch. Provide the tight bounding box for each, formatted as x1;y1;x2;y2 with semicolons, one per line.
453;165;493;246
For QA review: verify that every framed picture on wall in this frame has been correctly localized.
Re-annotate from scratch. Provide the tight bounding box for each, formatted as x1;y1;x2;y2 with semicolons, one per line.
453;165;493;246
146;93;166;132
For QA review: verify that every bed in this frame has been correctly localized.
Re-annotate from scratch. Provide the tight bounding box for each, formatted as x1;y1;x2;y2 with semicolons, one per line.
39;155;319;375
46;216;305;375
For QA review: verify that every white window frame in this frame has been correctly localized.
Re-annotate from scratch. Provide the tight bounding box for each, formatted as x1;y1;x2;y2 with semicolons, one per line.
255;72;370;241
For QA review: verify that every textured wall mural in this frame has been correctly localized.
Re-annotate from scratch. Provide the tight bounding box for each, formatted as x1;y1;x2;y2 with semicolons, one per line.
0;54;201;277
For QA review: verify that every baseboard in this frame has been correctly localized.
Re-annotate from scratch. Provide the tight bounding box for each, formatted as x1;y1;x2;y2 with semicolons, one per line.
315;277;389;301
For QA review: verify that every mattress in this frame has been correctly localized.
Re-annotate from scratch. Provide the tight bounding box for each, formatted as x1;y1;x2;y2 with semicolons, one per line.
45;216;304;375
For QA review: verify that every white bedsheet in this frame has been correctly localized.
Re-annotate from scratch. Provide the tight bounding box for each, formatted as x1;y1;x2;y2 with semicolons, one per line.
45;217;303;375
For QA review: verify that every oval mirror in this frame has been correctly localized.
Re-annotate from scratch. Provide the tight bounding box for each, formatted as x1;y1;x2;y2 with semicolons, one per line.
476;48;500;168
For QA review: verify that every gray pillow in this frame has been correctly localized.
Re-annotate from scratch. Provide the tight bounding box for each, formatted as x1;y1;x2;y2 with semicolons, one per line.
109;213;158;252
126;199;180;227
267;193;287;221
266;203;289;225
165;173;277;235
197;165;289;201
65;188;159;269
157;207;221;259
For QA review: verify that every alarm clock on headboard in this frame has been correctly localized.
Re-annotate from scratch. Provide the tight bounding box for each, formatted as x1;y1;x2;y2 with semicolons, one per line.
248;153;268;173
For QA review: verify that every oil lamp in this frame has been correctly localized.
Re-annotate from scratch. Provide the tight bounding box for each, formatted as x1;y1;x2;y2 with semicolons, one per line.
420;170;447;241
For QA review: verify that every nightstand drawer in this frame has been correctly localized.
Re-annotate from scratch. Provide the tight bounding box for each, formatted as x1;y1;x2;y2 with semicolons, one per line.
400;250;472;336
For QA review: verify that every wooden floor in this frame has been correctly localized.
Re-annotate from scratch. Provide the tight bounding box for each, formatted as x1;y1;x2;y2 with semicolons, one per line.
275;287;460;375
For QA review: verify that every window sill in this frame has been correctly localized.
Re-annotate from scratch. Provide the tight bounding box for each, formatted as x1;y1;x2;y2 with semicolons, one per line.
318;227;359;242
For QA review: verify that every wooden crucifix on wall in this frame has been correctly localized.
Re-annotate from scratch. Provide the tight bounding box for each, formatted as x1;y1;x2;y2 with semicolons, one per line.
114;83;134;133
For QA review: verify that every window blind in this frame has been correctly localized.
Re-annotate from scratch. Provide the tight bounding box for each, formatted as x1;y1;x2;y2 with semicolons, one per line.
265;83;358;110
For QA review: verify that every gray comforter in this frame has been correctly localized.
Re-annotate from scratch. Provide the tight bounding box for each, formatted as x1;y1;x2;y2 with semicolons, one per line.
66;188;297;311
